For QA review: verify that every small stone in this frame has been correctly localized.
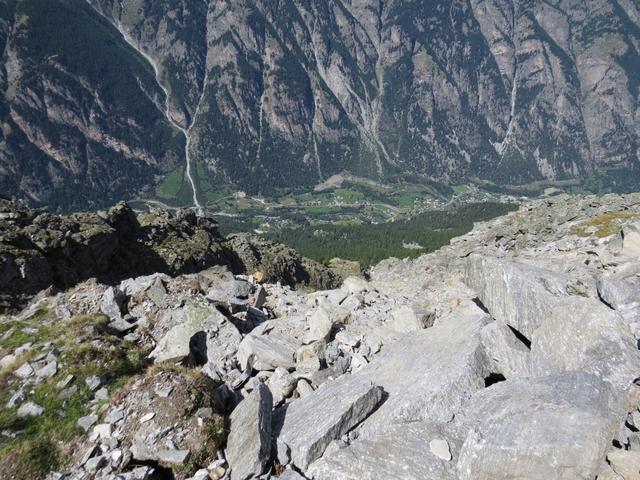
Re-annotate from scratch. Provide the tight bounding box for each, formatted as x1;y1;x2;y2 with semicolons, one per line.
80;445;97;465
140;412;156;423
132;466;155;480
105;408;125;424
335;331;360;347
305;308;333;344
267;368;297;405
208;466;226;480
17;401;44;418
296;379;314;397
429;438;452;461
6;389;24;408
350;353;368;371
391;305;435;333
95;387;109;401
93;423;112;439
60;385;78;400
156;449;190;465
78;414;99;432
191;469;209;480
14;362;34;379
0;353;16;370
85;455;106;472
124;332;141;342
56;374;75;390
154;385;173;398
85;375;104;391
341;276;369;294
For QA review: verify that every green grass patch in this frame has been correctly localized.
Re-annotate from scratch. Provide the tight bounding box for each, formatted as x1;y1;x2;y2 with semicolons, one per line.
335;188;364;204
303;206;335;215
156;167;185;199
453;185;471;194
0;311;149;479
570;211;640;238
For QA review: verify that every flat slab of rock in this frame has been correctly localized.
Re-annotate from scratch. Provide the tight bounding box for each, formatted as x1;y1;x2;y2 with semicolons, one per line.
458;373;625;480
597;276;640;310
465;255;571;338
308;421;462;480
237;333;300;371
354;302;491;437
530;297;640;390
226;384;273;480
481;320;530;379
274;375;382;469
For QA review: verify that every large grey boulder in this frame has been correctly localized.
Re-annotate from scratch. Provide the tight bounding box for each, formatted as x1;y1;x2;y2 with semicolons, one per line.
622;223;640;258
355;301;491;437
100;286;125;321
530;297;640;391
203;320;243;377
464;255;572;338
149;305;227;363
236;333;300;371
480;320;530;379
274;375;382;469
308;421;463;480
390;305;435;333
226;384;273;480
597;275;640;310
457;373;625;480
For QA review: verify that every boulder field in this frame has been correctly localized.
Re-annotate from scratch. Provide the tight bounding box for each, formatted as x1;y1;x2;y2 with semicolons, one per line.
1;193;640;479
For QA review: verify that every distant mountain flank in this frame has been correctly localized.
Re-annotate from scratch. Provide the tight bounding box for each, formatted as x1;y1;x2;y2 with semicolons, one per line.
1;0;639;210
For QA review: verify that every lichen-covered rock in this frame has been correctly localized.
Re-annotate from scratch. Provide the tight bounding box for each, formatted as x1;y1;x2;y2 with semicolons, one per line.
0;200;338;312
224;233;339;291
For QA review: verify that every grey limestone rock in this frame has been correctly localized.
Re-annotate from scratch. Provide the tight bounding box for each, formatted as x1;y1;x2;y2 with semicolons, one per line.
308;421;462;480
274;375;383;469
530;297;640;391
458;373;626;480
226;384;273;480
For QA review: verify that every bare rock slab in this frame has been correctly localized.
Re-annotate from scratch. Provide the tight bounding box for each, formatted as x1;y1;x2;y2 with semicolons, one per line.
458;373;625;480
530;297;640;391
274;375;382;470
237;333;300;371
481;320;530;379
465;255;571;338
227;384;273;480
308;421;462;480
355;302;491;437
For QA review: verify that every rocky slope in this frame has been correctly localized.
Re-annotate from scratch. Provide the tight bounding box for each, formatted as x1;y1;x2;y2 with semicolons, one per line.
1;192;640;479
2;0;640;210
0;198;338;312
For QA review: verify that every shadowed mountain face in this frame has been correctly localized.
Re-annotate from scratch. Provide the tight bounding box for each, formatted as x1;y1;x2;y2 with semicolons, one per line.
1;0;639;209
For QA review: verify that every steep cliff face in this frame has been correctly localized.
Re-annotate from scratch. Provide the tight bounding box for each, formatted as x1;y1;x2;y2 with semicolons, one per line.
0;0;187;210
1;0;639;209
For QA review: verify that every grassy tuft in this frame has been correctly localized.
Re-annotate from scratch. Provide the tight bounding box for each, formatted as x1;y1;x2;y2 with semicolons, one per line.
570;211;639;238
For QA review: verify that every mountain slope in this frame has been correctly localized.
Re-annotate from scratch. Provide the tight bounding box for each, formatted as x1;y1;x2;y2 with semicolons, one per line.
1;0;640;209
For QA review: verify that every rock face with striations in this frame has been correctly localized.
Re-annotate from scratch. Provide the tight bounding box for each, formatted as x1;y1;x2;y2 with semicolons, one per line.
2;1;640;210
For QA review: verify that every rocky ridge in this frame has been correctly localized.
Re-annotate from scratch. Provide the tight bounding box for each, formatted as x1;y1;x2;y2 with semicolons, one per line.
0;198;338;312
2;192;640;479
